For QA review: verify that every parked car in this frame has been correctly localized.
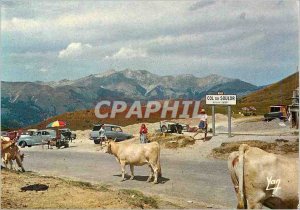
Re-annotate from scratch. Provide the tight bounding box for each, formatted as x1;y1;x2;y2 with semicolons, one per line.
90;124;133;144
159;121;188;134
59;128;76;140
17;129;57;148
264;105;288;121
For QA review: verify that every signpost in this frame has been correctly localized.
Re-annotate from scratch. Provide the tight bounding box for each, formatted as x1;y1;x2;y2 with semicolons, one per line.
205;93;237;137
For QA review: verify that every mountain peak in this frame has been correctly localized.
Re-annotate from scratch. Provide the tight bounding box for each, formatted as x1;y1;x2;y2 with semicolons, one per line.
94;69;117;78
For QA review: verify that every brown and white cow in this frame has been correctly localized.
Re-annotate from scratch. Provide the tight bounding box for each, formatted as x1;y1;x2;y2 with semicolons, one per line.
105;140;162;183
228;144;298;209
1;137;25;172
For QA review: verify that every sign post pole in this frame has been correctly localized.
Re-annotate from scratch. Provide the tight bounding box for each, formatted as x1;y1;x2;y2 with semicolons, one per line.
206;94;236;138
212;105;215;136
228;105;231;137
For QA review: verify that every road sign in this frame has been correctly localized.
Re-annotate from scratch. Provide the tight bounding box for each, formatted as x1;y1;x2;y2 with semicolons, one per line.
205;94;237;105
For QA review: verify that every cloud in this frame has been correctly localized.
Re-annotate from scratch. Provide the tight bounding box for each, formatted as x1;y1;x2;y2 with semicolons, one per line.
58;42;92;58
106;47;148;59
189;0;216;11
2;17;41;32
1;1;298;85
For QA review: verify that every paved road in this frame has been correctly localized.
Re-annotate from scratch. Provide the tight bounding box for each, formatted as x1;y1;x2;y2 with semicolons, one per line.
22;148;236;208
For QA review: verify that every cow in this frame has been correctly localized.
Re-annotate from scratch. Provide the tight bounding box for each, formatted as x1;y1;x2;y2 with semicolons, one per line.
1;137;25;172
105;140;162;183
228;144;298;209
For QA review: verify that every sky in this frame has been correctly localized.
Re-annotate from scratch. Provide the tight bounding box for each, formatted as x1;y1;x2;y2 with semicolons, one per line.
1;0;299;86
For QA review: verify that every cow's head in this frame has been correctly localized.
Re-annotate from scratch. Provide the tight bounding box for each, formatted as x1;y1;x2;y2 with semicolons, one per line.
104;140;114;154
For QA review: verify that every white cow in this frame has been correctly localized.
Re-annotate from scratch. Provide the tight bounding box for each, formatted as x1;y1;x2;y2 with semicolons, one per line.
228;144;298;209
105;140;162;183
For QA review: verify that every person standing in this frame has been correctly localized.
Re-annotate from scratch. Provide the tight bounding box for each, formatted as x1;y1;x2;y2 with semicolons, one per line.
139;124;148;143
99;124;107;147
193;109;208;141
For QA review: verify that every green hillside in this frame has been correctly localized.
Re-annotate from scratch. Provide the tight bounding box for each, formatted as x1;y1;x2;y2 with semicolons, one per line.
234;72;299;114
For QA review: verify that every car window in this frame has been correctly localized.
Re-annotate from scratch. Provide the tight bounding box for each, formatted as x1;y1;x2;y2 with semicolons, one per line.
92;126;101;131
42;131;50;135
104;126;112;131
113;127;122;132
270;107;280;112
37;132;41;135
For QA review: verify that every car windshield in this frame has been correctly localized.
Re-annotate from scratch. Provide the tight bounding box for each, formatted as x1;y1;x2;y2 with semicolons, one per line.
93;126;101;131
270;107;281;112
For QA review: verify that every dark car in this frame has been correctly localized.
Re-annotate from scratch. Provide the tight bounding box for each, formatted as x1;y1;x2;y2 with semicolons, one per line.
59;128;76;140
90;124;133;144
264;105;288;121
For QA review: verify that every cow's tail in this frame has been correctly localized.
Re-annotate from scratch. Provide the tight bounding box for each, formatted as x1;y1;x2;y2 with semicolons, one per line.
157;144;162;178
228;144;249;209
238;144;249;209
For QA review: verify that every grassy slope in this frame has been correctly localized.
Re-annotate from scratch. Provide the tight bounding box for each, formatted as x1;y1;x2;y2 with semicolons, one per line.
233;72;299;114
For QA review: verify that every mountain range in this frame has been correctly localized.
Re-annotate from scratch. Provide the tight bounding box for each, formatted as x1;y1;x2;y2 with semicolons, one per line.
1;69;260;128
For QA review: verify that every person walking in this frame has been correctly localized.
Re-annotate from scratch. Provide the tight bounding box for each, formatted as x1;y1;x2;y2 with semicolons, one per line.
139;124;148;143
193;108;208;141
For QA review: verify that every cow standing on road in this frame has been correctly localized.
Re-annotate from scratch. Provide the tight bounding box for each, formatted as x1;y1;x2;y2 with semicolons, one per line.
228;144;298;209
105;140;162;183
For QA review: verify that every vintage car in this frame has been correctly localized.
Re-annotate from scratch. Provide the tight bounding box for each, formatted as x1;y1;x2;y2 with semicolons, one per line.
264;105;288;121
17;129;57;148
159;121;189;134
59;128;76;140
90;124;133;144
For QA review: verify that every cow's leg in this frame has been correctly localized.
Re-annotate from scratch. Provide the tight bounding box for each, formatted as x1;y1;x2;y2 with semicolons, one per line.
153;164;159;184
147;165;154;182
120;161;126;181
246;191;265;209
15;155;25;172
149;162;159;184
129;165;134;180
4;153;9;168
9;159;14;170
2;155;9;169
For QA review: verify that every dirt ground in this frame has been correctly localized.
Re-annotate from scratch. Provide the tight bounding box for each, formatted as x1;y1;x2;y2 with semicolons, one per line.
210;139;299;160
148;132;195;149
1;169;163;209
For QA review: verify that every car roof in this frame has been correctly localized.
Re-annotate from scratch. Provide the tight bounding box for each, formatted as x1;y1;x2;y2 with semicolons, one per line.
93;124;120;127
37;129;56;132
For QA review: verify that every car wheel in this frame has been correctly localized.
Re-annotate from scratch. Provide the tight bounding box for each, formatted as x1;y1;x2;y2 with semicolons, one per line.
94;140;100;144
28;145;32;147
176;125;183;134
161;125;168;133
20;141;27;148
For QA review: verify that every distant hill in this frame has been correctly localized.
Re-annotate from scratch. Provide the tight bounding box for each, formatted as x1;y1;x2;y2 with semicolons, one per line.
1;69;260;128
234;72;299;114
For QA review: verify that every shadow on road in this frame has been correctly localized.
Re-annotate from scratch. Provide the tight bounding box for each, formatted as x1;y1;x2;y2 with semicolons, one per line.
113;174;170;184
